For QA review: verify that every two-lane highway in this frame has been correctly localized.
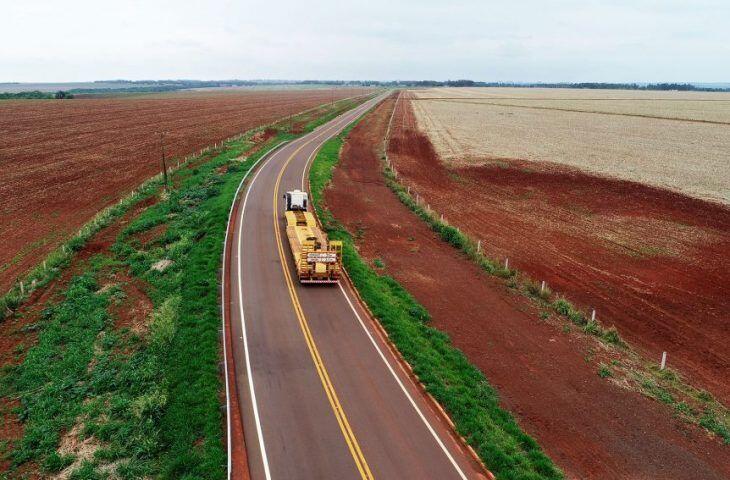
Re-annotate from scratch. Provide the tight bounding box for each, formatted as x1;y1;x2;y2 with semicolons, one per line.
223;94;486;479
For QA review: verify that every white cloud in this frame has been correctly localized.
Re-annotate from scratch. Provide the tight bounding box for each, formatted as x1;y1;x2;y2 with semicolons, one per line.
1;0;728;82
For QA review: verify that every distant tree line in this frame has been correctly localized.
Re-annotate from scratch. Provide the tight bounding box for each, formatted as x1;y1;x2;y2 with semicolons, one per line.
349;80;727;92
0;90;74;100
60;79;484;94
306;80;730;91
479;82;730;92
5;79;728;98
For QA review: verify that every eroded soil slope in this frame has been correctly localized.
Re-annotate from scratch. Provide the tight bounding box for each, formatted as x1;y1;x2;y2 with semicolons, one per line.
391;93;730;405
324;95;730;479
0;88;369;292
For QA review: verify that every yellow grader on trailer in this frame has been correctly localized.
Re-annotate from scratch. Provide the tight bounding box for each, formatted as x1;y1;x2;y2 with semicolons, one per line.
283;190;342;284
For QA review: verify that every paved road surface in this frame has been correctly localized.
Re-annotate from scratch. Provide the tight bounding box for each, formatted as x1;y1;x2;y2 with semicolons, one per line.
224;94;486;479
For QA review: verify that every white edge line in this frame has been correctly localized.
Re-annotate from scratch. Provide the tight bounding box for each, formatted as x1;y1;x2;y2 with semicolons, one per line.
231;99;378;480
222;140;288;480
299;93;469;480
338;284;469;480
235;142;292;480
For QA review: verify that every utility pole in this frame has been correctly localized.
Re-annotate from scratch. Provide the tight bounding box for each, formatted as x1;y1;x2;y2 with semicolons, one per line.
159;131;169;190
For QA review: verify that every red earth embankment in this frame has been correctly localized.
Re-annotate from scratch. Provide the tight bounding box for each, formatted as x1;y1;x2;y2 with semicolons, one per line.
324;94;730;479
389;92;730;405
0;88;370;293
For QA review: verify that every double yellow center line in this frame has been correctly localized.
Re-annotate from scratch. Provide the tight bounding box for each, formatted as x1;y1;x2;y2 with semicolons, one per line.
271;126;374;480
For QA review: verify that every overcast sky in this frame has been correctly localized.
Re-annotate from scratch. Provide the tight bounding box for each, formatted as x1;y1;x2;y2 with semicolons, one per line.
3;0;729;83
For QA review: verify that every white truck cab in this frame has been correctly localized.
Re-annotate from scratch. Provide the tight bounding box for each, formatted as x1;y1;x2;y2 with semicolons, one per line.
284;189;309;211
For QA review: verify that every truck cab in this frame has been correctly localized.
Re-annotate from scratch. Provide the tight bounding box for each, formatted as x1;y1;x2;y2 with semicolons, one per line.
285;190;308;211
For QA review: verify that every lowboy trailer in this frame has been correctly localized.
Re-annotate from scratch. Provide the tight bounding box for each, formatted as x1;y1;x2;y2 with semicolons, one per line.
283;189;342;284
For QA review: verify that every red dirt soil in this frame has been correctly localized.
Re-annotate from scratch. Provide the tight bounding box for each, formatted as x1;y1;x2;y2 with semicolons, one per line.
0;88;371;293
389;92;730;405
325;95;730;479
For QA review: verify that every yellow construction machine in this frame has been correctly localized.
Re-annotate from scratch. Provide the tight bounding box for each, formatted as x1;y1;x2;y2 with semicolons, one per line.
283;190;342;284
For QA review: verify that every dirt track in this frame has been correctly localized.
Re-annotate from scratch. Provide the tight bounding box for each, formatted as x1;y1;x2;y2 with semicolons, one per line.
325;95;730;479
0;88;369;293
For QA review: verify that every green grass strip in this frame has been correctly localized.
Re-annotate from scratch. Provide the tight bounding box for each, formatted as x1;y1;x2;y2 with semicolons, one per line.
112;136;277;478
309;119;563;480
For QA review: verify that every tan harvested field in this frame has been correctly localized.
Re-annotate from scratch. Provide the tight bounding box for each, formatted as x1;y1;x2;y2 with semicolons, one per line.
0;88;372;292
411;87;730;204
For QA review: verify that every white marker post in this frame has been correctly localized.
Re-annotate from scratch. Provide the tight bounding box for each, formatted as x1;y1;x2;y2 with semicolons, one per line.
660;351;667;370
477;240;481;253
504;258;509;269
541;280;546;293
591;309;596;322
20;281;24;295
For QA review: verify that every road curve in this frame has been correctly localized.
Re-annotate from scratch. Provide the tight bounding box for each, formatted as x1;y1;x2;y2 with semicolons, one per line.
224;94;487;480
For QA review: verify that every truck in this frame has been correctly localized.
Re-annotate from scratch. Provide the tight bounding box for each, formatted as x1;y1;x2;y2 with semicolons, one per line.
283;189;343;284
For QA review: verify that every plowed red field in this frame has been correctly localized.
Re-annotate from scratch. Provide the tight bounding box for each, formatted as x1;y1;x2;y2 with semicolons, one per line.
0;88;370;292
389;93;730;404
325;94;730;479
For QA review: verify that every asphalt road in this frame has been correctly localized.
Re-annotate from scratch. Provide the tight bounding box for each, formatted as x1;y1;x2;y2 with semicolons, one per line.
224;94;486;480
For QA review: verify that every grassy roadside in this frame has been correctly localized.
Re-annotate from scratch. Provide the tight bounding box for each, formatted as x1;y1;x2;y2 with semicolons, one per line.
309;121;564;479
0;95;375;479
381;139;730;442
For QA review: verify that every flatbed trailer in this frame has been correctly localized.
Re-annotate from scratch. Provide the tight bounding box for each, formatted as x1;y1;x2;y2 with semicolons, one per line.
284;190;342;284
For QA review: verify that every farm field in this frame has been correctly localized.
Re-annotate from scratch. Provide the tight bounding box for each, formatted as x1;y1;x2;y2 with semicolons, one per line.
393;90;730;404
411;87;730;204
0;88;371;292
324;95;730;479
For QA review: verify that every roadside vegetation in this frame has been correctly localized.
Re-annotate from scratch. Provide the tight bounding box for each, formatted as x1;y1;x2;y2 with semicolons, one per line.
310;121;564;480
0;90;73;100
0;94;374;479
